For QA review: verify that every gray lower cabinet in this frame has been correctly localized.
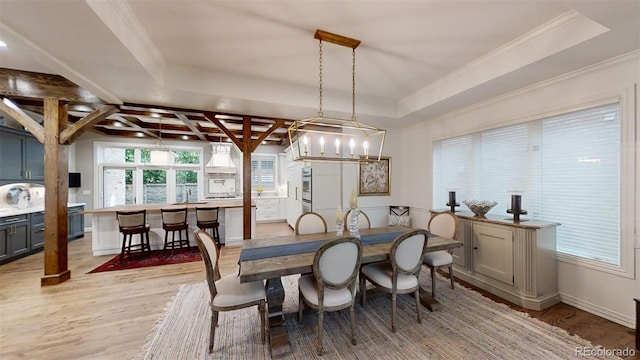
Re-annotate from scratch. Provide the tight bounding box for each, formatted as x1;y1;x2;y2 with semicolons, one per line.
30;211;45;250
0;215;30;263
68;205;85;240
431;209;561;311
0;206;84;264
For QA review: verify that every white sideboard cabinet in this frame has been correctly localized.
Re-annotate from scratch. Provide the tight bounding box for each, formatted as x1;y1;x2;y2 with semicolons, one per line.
431;210;561;310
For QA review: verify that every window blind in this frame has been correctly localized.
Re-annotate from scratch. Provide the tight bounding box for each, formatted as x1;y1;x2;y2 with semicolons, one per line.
432;102;621;266
541;103;620;265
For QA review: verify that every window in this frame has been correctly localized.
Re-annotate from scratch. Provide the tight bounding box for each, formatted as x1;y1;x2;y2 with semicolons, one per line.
433;103;621;266
251;154;276;191
99;144;202;206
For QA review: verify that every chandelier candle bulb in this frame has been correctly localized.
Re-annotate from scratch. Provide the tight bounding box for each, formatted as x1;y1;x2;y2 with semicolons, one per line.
303;136;309;154
319;136;325;155
363;141;369;157
335;138;340;155
350;138;355;156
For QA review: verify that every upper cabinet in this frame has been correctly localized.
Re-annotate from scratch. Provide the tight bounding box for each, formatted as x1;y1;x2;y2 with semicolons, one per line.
0;127;44;184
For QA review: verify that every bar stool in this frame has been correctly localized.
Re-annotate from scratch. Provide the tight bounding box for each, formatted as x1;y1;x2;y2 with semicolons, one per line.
161;207;190;252
196;207;221;249
116;210;151;262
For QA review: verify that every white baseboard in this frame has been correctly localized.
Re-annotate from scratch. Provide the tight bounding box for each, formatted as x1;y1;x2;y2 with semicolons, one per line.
560;292;635;329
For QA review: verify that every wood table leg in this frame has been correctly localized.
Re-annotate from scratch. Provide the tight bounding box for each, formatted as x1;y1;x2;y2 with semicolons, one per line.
266;277;291;358
419;286;442;312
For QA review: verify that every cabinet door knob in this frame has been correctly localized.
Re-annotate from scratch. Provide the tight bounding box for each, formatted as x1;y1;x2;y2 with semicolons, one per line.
473;246;478;250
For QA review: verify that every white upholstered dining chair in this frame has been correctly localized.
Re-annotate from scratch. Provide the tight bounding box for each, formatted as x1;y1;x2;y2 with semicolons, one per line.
295;212;327;235
298;236;363;355
194;230;267;353
359;229;429;332
423;212;458;298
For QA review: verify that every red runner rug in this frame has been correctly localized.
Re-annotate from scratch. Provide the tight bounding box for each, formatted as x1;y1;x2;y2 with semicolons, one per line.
88;247;202;273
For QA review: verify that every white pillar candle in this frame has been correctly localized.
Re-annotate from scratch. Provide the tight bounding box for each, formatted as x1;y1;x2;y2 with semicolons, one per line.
336;205;343;222
349;189;358;209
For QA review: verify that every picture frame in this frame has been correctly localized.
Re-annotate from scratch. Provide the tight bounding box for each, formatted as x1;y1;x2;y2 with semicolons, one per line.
358;157;391;196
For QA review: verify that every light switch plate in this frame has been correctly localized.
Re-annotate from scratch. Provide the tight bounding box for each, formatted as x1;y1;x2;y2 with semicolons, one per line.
82;190;91;195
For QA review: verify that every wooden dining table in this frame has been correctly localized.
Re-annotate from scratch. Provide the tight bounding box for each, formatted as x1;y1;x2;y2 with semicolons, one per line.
239;226;462;358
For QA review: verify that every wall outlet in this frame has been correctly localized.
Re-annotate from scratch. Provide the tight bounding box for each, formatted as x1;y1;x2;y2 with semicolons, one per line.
82;190;91;195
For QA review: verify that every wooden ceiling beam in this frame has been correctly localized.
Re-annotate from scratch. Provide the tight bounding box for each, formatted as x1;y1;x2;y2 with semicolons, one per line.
114;115;158;138
251;120;285;152
203;112;243;149
0;97;45;143
60;105;118;145
0;68;103;104
175;113;207;141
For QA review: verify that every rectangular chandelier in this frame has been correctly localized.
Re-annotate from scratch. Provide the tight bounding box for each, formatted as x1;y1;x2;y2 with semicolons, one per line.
288;30;386;163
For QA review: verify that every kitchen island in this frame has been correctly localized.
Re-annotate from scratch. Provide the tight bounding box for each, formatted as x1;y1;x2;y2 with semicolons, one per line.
84;199;255;256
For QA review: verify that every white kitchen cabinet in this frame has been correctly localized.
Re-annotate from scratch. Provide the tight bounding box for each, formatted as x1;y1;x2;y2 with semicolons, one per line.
255;197;284;223
286;163;302;228
431;210;560;310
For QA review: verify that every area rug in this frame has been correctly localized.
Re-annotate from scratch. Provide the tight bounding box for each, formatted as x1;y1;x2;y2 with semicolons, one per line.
88;247;202;273
136;270;620;360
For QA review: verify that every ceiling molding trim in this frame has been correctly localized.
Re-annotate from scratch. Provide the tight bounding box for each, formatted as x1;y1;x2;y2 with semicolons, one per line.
85;0;166;85
0;22;122;104
398;10;610;118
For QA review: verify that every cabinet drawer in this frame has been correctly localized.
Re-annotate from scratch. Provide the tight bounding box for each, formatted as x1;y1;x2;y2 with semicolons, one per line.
256;212;278;221
0;215;28;226
257;205;279;213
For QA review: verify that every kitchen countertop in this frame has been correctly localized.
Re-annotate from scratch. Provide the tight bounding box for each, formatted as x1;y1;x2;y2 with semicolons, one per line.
0;203;86;217
83;199;255;215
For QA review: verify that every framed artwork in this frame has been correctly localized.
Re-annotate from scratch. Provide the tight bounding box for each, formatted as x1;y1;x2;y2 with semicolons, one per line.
358;157;391;196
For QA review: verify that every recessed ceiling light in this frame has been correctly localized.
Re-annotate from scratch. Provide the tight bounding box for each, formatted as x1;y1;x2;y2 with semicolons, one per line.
262;140;266;144
113;121;123;127
0;40;7;48
136;132;144;137
150;113;161;118
181;135;189;140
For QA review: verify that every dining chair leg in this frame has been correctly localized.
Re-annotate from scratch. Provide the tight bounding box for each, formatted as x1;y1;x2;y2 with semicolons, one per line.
298;290;304;322
120;234;127;262
449;264;455;289
209;310;218;353
350;301;356;345
259;300;266;344
317;305;324;356
359;276;367;306
391;290;397;333
414;288;422;324
431;266;437;298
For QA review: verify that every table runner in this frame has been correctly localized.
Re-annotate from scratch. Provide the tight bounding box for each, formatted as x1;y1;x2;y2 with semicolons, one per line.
240;230;432;262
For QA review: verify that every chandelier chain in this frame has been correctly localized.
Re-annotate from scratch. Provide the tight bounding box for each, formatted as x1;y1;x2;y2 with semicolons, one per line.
318;39;323;117
352;48;356;121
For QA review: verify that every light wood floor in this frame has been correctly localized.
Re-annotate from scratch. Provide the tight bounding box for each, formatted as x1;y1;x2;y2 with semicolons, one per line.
0;222;636;360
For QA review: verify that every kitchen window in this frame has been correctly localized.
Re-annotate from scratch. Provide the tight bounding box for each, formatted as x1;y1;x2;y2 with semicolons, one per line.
97;144;202;206
433;102;624;269
251;154;276;191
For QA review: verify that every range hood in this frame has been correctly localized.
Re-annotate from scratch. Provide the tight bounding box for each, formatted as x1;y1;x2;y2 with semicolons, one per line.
205;143;237;174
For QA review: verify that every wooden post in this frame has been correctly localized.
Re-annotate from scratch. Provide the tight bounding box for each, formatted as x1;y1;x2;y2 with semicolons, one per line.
41;97;70;286
242;116;253;240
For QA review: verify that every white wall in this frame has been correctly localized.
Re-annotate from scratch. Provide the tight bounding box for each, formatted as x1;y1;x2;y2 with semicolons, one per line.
398;51;639;327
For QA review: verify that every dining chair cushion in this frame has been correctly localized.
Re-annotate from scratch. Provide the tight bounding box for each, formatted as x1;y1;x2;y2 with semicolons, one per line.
298;275;354;307
423;250;453;267
360;262;418;290
212;275;265;308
